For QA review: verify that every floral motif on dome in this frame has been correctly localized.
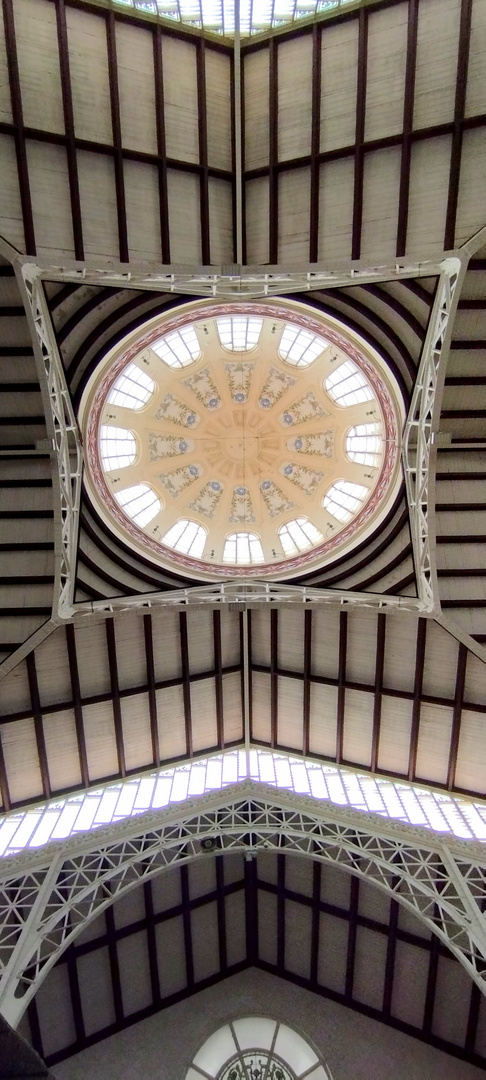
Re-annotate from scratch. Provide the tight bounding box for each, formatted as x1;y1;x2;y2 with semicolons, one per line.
280;463;325;495
155;393;199;428
188;480;224;519
229;486;256;524
258;366;296;410
148;433;195;459
287;431;334;457
278;390;328;427
183;366;221;409
260;479;295;519
159;464;202;498
225;361;255;403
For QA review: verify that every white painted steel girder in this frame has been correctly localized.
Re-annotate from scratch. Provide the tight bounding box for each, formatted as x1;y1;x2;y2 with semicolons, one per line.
2;779;486;1026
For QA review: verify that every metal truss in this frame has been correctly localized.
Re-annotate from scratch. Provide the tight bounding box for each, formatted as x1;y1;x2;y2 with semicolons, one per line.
402;256;465;615
2;778;486;1026
25;254;446;300
16;263;83;619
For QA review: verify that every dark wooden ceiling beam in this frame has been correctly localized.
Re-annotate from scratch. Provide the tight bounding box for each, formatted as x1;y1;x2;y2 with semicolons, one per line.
105;618;127;777
26;651;51;800
65;625;90;798
303;609;312;755
105;902;124;1027
153;25;171;263
345;875;360;1002
336;611;347;764
371;613;386;773
1;0;35;253
143;613;160;767
0;730;11;812
179;612;193;757
277;852;286;974
213;610;224;749
270;609;278;748
196;38;210;265
396;0;418;257
408;617;426;782
268;39;279;264
447;643;467;790
180;864;195;991
422;925;439;1036
382;896;399;1019
56;0;84;260
143;880;162;1009
244;854;259;964
215;855;227;974
310;859;321;988
351;7;368;261
65;940;85;1047
309;23;322;263
106;10;129;263
444;0;472;249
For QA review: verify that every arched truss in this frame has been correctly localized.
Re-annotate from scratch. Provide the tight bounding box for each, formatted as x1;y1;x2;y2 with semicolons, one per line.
1;781;486;1028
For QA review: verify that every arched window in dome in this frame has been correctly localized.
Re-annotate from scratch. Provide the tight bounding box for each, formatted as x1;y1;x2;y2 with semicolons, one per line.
323;480;368;523
325;359;374;407
114;483;160;527
99;426;137;471
152;325;200;368
187;1017;330;1080
346;422;383;467
223;533;264;565
278;324;329;367
162;519;206;557
107;362;155;410
278;517;323;556
217;315;263;352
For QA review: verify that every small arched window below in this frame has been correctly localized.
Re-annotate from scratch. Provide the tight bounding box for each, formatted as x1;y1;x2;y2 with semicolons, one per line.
223;533;264;565
217;315;263;352
278;324;329;367
107;363;155;410
346;423;382;466
323;481;368;524
325;359;374;407
162;519;206;557
100;426;136;471
278;518;323;556
152;326;201;368
114;483;160;527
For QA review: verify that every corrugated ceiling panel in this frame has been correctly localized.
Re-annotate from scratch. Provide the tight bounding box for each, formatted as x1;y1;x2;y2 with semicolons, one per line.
277;676;303;751
309;682;337;759
377;696;413;776
156;684;186;760
121;692;153;772
342;688;373;767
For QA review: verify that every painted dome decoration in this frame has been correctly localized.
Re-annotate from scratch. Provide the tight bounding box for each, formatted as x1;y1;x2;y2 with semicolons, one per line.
80;298;404;581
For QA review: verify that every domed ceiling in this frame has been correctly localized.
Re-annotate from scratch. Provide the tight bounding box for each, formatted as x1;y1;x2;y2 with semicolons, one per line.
80;299;404;581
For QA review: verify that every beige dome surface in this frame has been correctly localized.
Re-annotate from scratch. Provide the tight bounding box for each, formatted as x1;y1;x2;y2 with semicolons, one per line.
81;299;404;580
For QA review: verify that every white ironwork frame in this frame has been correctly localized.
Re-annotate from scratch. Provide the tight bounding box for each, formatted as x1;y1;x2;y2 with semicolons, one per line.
2;764;486;1027
402;255;466;615
15;262;83;619
4;249;467;627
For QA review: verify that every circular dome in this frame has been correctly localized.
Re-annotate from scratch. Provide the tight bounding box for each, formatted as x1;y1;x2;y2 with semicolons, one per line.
80;299;404;580
186;1017;332;1080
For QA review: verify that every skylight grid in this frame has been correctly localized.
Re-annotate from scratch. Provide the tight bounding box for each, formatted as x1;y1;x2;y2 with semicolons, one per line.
278;517;323;556
217;316;263;352
114;483;161;527
325;360;374;407
162;518;206;556
107;362;155;411
100;426;137;471
223;532;265;564
2;749;486;860
323;481;368;523
111;0;357;35
278;324;329;367
346;423;383;467
152;326;200;368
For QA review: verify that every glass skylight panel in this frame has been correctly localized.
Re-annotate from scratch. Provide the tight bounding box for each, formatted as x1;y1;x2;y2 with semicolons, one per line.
100;425;137;471
162;518;207;557
323;481;368;523
325;359;374;407
152;325;200;368
217;315;263;351
107;362;155;410
278;517;323;556
346;423;382;467
114;483;161;527
223;532;265;565
278;324;329;367
112;0;360;35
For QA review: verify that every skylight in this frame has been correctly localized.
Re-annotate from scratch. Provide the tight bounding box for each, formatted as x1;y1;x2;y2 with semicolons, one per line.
325;360;374;407
107;362;155;411
114;483;161;527
99;426;137;471
278;324;329;368
346;423;383;467
323;480;368;523
217;316;263;352
110;0;359;37
162;518;207;556
223;532;265;565
2;749;486;860
278;517;323;556
152;326;201;368
189;1019;326;1080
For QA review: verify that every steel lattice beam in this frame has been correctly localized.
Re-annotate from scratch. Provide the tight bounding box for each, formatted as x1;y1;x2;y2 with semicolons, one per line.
2;781;486;1027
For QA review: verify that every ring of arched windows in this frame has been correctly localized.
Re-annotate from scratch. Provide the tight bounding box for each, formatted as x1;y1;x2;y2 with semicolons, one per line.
152;325;201;368
216;315;263;352
278;324;329;368
345;422;383;467
324;359;374;407
114;483;161;528
107;362;155;411
223;532;265;565
322;481;368;524
162;519;207;558
99;426;138;472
